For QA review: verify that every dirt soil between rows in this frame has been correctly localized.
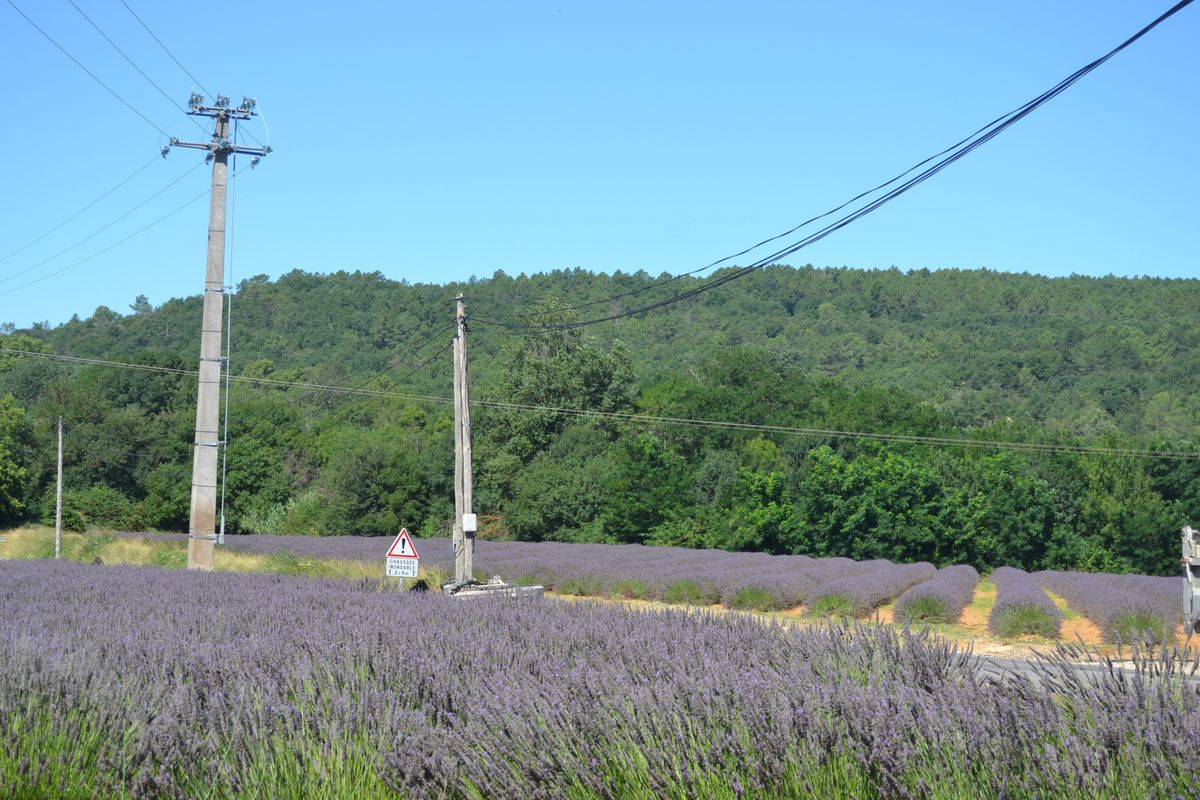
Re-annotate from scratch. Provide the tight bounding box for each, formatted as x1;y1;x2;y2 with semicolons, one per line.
550;580;1186;661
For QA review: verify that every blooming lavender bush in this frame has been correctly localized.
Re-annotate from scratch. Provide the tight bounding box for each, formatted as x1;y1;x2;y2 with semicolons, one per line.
1036;570;1178;643
805;561;937;617
988;566;1062;638
3;561;1200;799
894;564;980;624
130;532;889;610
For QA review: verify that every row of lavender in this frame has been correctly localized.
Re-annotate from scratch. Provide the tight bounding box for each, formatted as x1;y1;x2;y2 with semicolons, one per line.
197;533;930;613
119;533;1183;636
120;532;939;612
1036;570;1179;643
894;565;981;624
988;567;1063;638
4;561;1199;798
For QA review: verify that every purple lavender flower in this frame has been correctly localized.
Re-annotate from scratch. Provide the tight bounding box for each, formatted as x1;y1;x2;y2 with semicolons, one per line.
988;566;1062;638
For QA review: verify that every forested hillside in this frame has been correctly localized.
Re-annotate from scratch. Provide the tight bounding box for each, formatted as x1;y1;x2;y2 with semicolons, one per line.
1;265;1197;575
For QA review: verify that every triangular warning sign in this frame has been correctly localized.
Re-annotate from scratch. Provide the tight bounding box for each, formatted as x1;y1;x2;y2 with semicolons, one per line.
386;528;419;559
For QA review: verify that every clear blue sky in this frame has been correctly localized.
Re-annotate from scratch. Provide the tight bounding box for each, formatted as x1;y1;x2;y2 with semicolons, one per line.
1;0;1196;329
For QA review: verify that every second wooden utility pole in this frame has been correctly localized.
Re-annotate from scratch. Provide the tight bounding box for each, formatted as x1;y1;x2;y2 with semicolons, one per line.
170;94;269;571
452;294;476;586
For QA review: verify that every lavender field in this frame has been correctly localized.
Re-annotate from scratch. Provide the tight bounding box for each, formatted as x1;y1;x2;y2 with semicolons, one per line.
894;565;980;624
988;566;1063;639
102;532;1189;642
2;560;1199;799
1036;570;1179;643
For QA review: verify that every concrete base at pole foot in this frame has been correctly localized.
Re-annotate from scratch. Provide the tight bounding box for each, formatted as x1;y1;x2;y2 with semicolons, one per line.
441;576;544;599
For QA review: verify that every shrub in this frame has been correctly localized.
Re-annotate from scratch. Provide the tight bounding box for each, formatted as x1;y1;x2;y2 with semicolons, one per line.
895;565;980;625
610;578;648;599
988;567;1061;639
729;586;778;612
990;606;1061;639
1109;610;1173;644
41;485;136;532
898;594;952;623
807;593;855;617
663;580;718;606
557;574;605;597
240;491;327;536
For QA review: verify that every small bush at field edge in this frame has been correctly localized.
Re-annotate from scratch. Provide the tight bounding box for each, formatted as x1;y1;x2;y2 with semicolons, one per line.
808;593;856;618
558;574;605;597
663;579;719;606
730;586;777;612
896;595;952;624
1110;611;1172;644
991;605;1060;638
610;578;648;599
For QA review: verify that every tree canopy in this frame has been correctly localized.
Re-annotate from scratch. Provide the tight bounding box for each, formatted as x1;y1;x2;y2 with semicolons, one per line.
0;265;1196;575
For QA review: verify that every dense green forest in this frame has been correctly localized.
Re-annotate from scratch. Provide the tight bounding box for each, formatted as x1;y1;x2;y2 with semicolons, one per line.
1;265;1197;575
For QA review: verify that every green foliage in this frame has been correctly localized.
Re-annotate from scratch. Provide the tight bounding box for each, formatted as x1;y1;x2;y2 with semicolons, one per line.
1108;611;1173;645
557;574;606;596
40;485;136;532
609;578;648;599
895;595;952;624
1;268;1195;576
600;432;691;543
0;395;30;524
663;579;719;606
729;586;778;611
796;446;955;563
503;423;614;541
807;594;856;618
990;607;1060;638
241;490;328;536
137;461;190;532
724;469;800;553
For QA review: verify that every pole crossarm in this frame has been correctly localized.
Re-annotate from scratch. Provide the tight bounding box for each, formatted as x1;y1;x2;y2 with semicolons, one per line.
170;91;268;570
169;139;271;157
168;94;271;161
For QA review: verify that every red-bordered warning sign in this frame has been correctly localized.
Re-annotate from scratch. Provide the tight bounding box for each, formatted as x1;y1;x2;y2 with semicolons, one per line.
385;527;419;559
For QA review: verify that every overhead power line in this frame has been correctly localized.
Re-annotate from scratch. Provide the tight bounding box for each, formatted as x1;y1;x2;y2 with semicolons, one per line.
0;155;160;265
66;0;209;136
118;0;209;99
0;163;250;296
4;0;172;138
306;333;457;440
0;160;206;285
478;0;1195;332
2;347;1197;462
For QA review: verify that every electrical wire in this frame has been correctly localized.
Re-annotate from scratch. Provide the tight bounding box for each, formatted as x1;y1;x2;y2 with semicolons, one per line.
0;163;251;296
4;0;172;138
118;0;209;99
0;159;205;284
0;155;161;266
65;0;208;135
304;330;457;440
477;0;1196;331
3;347;1197;461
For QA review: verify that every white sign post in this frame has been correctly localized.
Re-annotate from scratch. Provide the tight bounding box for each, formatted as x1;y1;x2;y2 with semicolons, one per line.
385;528;419;578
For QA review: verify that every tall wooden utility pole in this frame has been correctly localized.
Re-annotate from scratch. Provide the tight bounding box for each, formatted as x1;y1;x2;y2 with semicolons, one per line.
170;94;269;570
452;294;476;585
